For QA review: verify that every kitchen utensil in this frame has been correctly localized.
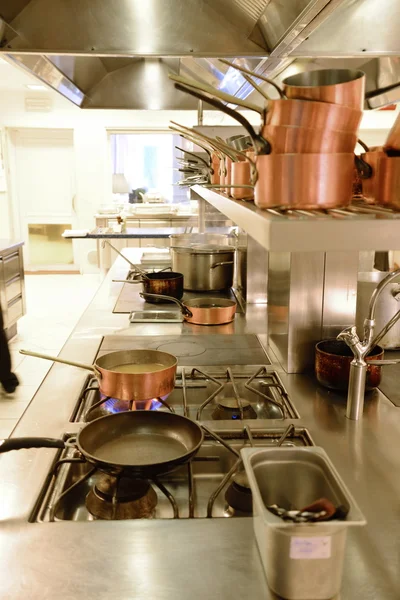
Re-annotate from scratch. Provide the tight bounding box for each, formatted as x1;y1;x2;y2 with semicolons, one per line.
315;339;384;391
113;271;184;302
255;153;354;210
219;59;286;98
282;69;366;109
169;233;235;291
0;411;203;478
19;348;177;401
261;124;358;154
356;272;400;349
230;161;254;199
357;140;385;203
383;110;400;151
375;155;400;209
105;240;148;278
140;293;236;326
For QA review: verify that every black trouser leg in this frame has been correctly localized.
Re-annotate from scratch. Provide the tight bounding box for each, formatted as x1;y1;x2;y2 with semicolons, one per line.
0;304;13;386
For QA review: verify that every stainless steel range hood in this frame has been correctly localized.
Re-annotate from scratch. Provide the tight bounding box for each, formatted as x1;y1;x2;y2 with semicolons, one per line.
1;0;400;110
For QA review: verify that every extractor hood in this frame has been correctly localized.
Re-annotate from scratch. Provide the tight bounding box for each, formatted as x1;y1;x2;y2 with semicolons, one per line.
1;0;400;110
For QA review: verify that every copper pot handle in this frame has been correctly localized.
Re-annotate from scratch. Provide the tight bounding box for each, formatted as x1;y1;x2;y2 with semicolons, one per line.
173;82;271;156
354;154;373;179
19;349;96;372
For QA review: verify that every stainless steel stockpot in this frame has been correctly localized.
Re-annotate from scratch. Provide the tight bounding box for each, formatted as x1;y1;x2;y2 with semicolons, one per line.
169;234;235;291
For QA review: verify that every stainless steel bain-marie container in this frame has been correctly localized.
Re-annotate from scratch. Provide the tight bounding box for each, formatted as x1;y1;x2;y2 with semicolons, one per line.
241;447;366;600
169;233;235;291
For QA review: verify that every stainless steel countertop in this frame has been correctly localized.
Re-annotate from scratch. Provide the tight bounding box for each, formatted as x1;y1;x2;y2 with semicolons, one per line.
0;249;399;600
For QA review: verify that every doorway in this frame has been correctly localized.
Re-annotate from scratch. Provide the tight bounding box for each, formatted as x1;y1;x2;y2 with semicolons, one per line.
8;128;78;272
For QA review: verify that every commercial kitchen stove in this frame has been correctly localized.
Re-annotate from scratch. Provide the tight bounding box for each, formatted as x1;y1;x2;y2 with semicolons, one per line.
98;334;269;366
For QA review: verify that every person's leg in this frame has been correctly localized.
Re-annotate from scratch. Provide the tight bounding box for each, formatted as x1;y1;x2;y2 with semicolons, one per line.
0;304;19;393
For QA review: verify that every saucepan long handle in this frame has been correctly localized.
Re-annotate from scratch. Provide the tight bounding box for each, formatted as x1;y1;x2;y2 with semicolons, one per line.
113;279;142;284
368;359;400;365
210;261;234;269
140;293;193;317
19;349;96;372
0;437;65;454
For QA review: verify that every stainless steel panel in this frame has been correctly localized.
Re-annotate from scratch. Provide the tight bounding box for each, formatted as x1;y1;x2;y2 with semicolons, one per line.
5;276;22;304
3;251;20;282
0;0;268;55
246;236;268;304
292;0;400;56
267;251;325;373
322;252;358;339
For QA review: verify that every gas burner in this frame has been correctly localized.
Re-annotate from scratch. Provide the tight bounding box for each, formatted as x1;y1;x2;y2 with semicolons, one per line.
224;471;253;515
86;474;158;520
212;397;257;420
85;396;164;422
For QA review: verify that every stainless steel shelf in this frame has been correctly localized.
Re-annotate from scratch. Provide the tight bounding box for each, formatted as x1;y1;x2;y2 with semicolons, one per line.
192;185;400;252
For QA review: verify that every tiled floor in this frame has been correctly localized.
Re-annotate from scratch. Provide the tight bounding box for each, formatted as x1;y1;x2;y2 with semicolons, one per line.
0;274;101;437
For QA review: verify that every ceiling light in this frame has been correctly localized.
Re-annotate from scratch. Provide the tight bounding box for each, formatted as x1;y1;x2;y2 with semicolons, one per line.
26;84;47;91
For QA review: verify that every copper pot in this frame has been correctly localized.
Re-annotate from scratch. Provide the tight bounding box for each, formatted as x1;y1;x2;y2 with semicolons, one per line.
360;150;385;203
211;153;220;184
230;161;254;200
254;153;354;210
264;98;362;132
315;339;384;391
141;293;237;326
282;69;366;110
375;156;400;209
19;349;177;402
262;124;357;154
384;111;400;151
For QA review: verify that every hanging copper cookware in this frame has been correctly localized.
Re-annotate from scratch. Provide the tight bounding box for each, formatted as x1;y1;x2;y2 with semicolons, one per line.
282;69;366;110
375;155;400;209
384;111;400;152
230;161;254;200
356;140;385;204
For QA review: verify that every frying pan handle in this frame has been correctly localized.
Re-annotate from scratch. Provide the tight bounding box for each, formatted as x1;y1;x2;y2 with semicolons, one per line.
112;279;142;284
140;292;193;317
0;437;65;454
354;154;373;180
173;82;271;156
19;349;96;373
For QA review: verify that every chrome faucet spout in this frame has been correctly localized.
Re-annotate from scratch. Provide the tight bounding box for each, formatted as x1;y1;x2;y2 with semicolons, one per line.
338;267;400;420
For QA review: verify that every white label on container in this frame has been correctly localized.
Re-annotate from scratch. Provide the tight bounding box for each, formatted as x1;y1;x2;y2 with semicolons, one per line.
290;536;331;560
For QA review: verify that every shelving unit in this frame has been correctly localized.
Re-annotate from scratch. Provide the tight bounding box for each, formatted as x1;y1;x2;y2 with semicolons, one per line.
191;185;400;252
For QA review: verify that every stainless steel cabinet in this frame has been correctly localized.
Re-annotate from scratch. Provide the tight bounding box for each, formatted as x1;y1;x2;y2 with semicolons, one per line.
0;244;25;336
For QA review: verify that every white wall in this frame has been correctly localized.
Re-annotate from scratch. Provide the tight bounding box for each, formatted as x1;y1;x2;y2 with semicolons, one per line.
0;89;398;271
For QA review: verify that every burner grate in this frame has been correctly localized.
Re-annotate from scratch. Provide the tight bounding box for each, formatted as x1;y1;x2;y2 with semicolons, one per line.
71;366;298;423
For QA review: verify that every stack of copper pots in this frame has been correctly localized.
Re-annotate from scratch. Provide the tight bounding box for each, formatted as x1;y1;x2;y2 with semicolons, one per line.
359;112;400;209
254;69;365;210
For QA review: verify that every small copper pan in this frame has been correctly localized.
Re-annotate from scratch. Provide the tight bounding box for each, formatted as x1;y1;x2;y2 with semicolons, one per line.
282;69;366;110
254;153;354;210
375;156;400;209
230;161;254;199
262;124;357;154
265;99;362;132
141;293;236;326
384;111;400;151
360;150;385;203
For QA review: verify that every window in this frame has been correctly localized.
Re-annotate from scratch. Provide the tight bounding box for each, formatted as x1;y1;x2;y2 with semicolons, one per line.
110;132;187;203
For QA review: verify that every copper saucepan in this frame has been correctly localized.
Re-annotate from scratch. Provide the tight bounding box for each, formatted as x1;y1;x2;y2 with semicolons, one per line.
113;271;184;302
282;69;366;110
375;155;400;209
261;124;358;154
19;349;177;401
356;140;385;204
384;110;400;151
140;293;236;325
254;153;355;210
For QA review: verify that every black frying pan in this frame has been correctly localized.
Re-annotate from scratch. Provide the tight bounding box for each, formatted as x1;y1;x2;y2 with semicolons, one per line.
0;411;204;478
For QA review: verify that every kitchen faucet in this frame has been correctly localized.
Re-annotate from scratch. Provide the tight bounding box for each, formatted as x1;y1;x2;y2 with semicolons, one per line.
337;268;400;420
